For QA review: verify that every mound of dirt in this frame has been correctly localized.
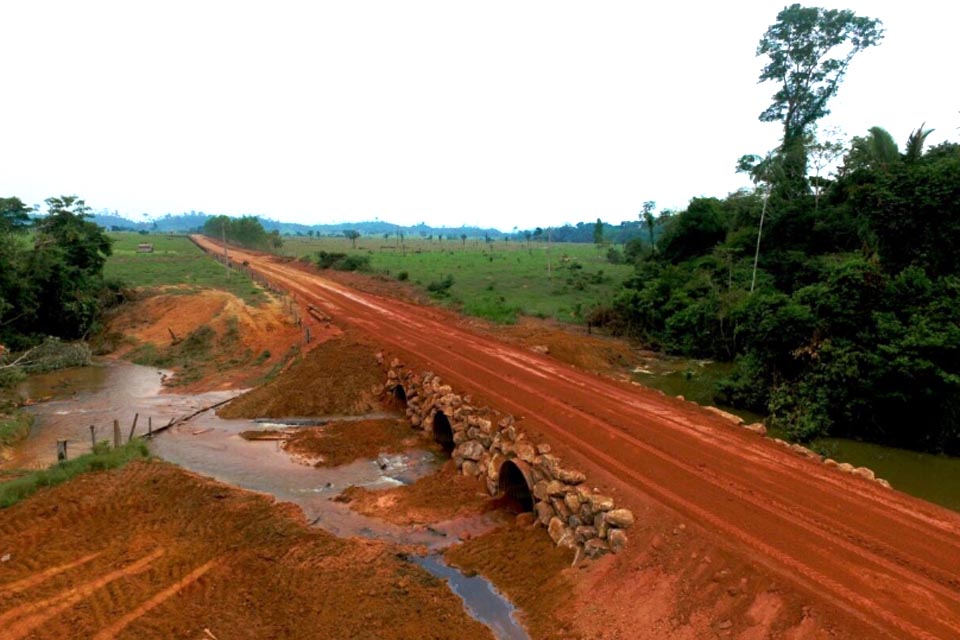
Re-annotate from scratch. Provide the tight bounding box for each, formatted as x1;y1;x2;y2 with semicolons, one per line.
106;288;321;392
493;317;640;374
340;467;495;526
281;419;437;467
0;461;491;639
219;335;385;419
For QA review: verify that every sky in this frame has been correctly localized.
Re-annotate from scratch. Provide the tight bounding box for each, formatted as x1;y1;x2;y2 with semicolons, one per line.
2;1;958;231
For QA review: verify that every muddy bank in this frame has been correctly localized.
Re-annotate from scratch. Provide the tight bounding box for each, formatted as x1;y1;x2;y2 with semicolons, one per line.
341;465;497;526
278;418;440;467
220;335;385;418
0;461;492;640
446;524;577;639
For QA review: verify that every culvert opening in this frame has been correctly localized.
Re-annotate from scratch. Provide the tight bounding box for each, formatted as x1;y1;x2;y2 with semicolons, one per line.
392;384;408;407
497;459;534;513
433;411;455;454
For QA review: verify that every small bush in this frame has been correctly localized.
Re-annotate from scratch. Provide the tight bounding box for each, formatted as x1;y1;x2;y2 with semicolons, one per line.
336;254;371;271
397;271;409;281
316;251;349;269
426;275;455;297
0;411;33;447
315;251;370;271
0;367;26;389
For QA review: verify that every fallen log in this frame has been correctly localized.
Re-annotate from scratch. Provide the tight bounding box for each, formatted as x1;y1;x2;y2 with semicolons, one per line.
144;397;235;438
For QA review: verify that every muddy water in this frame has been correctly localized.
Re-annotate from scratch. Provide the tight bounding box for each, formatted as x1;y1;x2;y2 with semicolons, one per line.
13;362;529;640
634;358;960;511
13;362;239;469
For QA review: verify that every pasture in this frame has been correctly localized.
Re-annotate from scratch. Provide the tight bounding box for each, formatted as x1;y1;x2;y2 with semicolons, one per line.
280;235;633;324
104;233;265;304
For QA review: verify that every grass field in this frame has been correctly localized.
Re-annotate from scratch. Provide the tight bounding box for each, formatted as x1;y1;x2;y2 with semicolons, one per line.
280;235;633;324
105;233;265;304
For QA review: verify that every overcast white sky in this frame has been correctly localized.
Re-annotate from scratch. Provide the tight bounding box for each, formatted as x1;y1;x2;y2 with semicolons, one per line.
2;1;958;231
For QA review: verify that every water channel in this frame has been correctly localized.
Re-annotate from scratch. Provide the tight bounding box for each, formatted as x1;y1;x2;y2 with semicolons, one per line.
9;361;529;640
633;356;960;511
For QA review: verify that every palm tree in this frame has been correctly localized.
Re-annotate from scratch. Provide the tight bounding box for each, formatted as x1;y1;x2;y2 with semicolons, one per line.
904;122;935;161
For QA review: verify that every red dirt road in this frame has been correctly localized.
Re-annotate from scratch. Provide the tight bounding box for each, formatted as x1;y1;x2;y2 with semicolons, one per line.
196;236;960;639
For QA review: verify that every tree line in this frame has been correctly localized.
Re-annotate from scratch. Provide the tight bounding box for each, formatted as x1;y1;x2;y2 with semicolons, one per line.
202;215;282;251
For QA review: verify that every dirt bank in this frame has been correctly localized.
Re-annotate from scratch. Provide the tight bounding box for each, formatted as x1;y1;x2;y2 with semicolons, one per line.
106;288;318;392
0;461;492;640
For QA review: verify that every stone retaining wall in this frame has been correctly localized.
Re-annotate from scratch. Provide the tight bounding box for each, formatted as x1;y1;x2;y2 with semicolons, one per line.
383;358;633;558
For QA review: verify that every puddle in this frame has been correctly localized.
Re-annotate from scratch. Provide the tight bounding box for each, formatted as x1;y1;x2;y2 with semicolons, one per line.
11;361;529;639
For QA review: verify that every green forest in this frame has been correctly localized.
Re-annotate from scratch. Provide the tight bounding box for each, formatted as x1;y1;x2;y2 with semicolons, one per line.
604;5;959;454
0;196;118;351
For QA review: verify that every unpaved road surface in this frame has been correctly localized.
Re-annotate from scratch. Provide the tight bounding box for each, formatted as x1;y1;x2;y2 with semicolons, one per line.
196;236;960;639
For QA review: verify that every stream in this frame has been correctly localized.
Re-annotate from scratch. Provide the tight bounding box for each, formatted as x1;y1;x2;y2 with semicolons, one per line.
10;361;529;640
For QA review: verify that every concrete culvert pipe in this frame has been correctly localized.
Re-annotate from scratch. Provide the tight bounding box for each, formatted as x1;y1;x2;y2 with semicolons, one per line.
433;411;455;454
393;385;407;406
497;459;534;513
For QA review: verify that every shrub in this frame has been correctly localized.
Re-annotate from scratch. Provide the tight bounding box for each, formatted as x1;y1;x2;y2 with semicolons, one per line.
315;251;370;271
426;275;455;297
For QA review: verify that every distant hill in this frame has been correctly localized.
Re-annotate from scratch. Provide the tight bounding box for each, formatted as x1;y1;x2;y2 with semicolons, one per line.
88;210;649;244
89;211;511;240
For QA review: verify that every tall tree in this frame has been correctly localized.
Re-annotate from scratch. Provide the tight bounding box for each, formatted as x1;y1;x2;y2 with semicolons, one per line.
343;229;360;249
757;4;883;198
593;218;604;249
641;201;657;251
0;197;32;233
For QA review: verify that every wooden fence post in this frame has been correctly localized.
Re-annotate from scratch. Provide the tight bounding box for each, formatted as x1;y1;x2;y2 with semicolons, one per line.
89;425;96;449
148;417;152;437
128;413;139;442
113;419;121;448
57;440;67;462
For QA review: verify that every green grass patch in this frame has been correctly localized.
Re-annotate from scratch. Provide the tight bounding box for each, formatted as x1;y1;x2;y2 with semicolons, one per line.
0;410;34;448
0;439;150;508
127;324;216;386
104;233;266;305
280;236;632;324
256;344;300;385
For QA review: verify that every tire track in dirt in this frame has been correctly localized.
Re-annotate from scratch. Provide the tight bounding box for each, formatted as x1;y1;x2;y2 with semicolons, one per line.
0;552;102;595
91;557;220;640
0;548;164;639
200;238;960;640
